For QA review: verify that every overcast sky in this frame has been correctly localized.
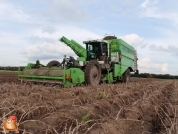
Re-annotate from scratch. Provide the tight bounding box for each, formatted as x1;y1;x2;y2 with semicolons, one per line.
0;0;178;75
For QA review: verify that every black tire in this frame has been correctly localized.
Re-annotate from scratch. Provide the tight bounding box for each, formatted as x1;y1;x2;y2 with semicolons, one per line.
47;60;60;67
84;60;101;85
122;69;130;83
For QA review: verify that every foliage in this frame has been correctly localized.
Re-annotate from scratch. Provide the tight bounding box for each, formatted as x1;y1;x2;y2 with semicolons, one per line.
131;73;178;79
0;66;25;71
80;114;90;122
97;91;106;99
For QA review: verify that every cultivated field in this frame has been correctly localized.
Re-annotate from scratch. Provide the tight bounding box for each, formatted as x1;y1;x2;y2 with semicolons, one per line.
0;72;178;134
0;71;18;83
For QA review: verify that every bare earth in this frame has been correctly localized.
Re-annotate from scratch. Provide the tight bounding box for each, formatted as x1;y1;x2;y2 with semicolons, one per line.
0;72;178;134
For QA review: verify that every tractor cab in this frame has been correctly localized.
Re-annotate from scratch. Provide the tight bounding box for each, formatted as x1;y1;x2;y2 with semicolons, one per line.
83;40;109;64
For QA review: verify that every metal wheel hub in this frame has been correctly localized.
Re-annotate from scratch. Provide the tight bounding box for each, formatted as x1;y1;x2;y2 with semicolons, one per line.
90;66;99;80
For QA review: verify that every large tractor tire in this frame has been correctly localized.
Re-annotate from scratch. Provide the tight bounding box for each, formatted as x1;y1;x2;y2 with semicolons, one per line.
85;60;101;86
122;69;130;83
47;60;60;67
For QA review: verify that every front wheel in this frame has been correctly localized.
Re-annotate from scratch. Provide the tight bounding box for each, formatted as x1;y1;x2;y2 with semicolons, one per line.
122;69;130;83
84;60;101;86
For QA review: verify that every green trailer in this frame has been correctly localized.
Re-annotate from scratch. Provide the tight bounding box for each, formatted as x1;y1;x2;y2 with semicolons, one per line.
18;35;138;87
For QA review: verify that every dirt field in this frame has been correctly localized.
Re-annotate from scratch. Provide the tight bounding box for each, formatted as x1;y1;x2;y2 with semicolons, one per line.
0;72;178;134
0;71;18;83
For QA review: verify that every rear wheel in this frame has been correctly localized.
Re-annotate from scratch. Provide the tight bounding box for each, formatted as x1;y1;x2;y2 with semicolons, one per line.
122;69;130;83
85;60;101;85
47;60;60;67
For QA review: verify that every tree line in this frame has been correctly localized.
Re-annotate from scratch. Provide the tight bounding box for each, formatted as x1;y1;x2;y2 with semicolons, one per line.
0;66;25;71
131;73;178;79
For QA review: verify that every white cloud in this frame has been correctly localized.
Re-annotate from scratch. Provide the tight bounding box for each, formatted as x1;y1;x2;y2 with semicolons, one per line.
0;33;27;47
29;35;55;44
30;25;101;45
138;58;169;74
120;34;144;47
0;1;31;22
21;42;76;61
42;26;58;34
140;0;158;8
161;63;168;72
38;0;91;23
140;0;178;26
140;0;150;8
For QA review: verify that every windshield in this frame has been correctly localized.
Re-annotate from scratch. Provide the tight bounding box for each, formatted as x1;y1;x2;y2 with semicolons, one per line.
86;42;108;61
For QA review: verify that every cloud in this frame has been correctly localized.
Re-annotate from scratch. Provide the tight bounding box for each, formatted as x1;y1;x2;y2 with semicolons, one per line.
0;0;91;26
21;42;76;61
149;44;178;57
120;34;145;48
140;0;158;8
42;26;58;34
30;35;55;44
0;32;27;48
138;58;169;74
140;0;150;8
30;25;101;44
38;0;91;23
161;63;168;72
140;0;178;26
0;1;31;23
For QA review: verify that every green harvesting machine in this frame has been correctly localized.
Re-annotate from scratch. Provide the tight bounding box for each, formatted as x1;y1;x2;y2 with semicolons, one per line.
18;35;139;87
